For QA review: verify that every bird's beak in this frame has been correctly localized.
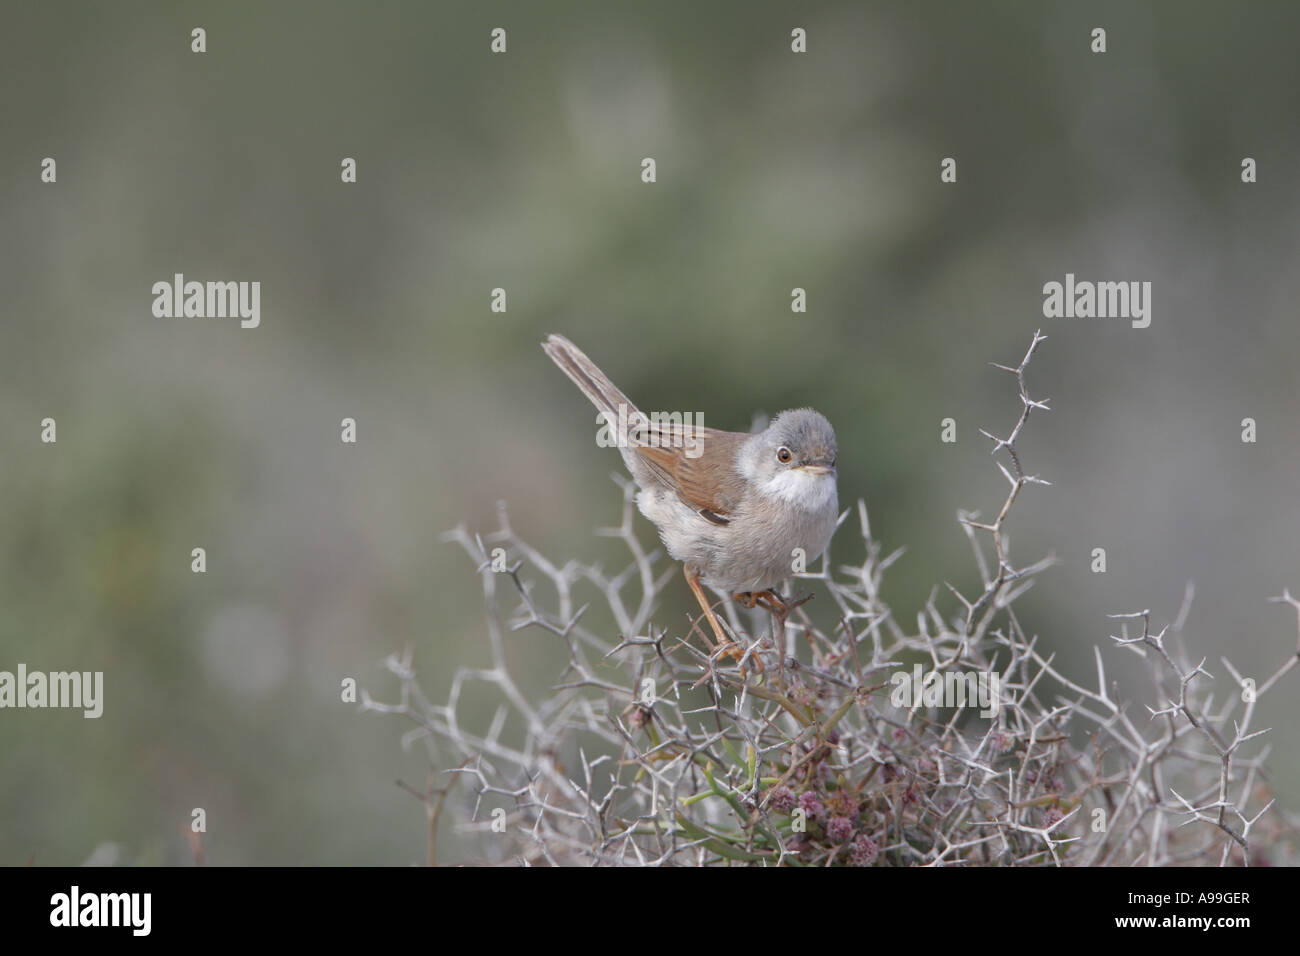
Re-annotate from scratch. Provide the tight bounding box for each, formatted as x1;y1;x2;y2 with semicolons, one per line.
800;463;836;476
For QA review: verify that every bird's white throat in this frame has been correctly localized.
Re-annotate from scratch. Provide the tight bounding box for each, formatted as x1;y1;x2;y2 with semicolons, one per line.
759;467;837;511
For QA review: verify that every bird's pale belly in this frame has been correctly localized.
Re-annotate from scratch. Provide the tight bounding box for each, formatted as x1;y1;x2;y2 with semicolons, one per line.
637;486;839;594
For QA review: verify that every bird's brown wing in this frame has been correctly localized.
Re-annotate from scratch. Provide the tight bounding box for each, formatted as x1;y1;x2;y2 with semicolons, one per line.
633;426;750;519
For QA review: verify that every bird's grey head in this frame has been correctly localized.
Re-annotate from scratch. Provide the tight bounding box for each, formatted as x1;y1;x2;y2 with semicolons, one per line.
740;408;838;510
764;408;837;472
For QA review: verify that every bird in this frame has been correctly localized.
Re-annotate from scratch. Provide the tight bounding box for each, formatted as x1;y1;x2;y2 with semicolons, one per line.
542;333;839;670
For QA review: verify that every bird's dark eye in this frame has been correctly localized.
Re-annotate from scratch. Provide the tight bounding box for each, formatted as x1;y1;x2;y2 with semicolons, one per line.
777;446;793;463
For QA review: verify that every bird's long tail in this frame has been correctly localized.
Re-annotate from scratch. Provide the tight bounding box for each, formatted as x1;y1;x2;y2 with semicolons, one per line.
542;334;647;436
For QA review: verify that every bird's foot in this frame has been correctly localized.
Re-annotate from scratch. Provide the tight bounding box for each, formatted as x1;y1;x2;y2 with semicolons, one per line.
735;588;814;614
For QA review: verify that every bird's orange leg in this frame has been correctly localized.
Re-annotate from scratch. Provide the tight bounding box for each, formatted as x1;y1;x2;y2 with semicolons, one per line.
686;568;760;672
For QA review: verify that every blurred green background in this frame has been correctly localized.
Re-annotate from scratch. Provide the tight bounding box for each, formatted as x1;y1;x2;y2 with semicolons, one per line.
3;1;1299;864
